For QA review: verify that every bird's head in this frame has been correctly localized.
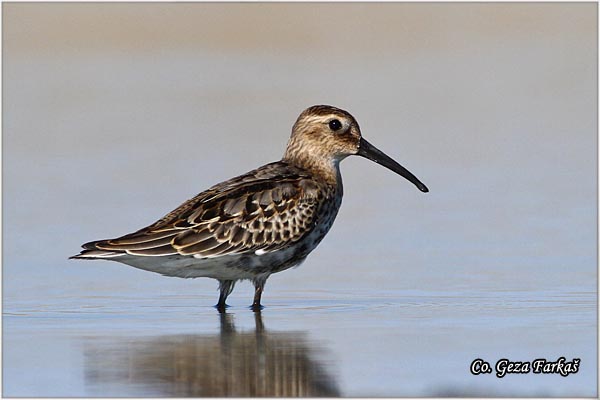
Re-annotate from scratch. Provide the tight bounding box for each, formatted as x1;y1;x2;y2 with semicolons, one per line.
284;105;428;192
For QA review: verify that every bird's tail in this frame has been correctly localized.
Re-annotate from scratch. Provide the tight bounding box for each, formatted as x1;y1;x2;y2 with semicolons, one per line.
70;241;125;260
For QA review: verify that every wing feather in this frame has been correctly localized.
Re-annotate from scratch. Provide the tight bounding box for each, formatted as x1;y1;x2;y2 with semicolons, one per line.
96;236;173;251
126;245;179;256
79;161;333;259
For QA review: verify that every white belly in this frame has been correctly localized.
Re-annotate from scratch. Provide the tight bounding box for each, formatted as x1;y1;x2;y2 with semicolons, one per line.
110;240;308;280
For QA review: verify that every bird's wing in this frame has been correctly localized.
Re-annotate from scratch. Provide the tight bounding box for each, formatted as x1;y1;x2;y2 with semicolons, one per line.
84;162;329;258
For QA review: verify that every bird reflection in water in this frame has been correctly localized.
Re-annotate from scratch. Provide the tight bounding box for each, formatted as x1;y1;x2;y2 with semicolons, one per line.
84;312;340;396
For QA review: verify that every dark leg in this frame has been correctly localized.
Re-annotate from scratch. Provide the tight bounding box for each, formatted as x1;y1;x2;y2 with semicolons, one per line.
251;278;267;312
216;280;235;313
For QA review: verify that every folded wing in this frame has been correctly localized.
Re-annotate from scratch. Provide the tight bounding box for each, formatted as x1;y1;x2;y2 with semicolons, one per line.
77;162;328;259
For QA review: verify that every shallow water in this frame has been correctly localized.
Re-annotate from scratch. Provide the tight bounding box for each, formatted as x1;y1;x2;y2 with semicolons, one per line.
4;286;596;396
3;3;597;397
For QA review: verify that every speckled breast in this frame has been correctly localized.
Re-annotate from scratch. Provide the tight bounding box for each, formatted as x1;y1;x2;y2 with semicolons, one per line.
263;187;343;275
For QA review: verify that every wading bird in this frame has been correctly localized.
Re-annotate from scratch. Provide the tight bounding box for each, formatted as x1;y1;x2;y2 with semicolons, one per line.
71;105;428;311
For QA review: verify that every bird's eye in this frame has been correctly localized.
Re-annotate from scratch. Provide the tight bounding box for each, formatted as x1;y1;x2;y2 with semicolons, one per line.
328;119;342;131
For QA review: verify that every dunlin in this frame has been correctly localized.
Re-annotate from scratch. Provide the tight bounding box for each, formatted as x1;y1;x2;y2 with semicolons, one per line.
71;105;428;311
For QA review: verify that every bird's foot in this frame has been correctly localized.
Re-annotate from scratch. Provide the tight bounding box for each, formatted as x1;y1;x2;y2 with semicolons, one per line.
215;303;230;313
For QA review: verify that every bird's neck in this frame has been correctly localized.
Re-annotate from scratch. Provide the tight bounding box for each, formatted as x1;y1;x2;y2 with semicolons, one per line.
282;150;343;187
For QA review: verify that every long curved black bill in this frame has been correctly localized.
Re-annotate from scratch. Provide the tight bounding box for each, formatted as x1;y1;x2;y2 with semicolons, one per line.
358;138;429;193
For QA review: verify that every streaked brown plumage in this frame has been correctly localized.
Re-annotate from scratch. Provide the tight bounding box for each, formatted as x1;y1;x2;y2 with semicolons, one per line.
71;105;428;311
